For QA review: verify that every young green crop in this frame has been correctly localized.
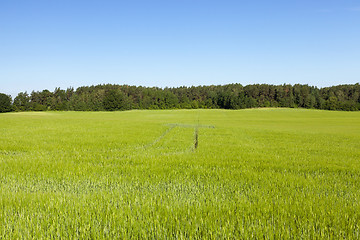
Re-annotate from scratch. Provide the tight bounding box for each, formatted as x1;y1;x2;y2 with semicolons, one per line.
0;109;359;238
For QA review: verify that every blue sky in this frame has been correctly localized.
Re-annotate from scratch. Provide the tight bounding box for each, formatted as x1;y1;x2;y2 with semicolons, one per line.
1;0;360;97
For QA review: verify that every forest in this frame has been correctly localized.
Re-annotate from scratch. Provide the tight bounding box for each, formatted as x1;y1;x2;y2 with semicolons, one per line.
1;83;360;112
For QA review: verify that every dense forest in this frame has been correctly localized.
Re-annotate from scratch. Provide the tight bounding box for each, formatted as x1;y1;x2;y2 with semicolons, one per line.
1;83;360;113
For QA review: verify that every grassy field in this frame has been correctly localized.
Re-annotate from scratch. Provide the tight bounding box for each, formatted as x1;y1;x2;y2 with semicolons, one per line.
0;108;360;239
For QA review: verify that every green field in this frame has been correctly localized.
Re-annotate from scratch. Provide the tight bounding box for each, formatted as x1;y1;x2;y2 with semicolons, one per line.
1;109;360;239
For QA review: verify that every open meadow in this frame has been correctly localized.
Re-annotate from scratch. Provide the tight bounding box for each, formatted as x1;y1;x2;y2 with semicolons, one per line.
0;108;360;238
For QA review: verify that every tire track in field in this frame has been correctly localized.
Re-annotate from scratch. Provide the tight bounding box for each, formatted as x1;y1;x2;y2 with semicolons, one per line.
139;123;215;155
142;125;176;149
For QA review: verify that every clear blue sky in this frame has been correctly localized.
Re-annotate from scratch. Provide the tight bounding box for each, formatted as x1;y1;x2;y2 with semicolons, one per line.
1;0;360;97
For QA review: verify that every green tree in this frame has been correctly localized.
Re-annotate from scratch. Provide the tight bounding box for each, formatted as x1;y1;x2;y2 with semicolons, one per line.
0;93;12;113
13;92;30;111
103;89;130;111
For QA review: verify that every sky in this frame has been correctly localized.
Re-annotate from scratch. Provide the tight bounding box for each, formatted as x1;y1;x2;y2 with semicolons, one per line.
1;0;360;97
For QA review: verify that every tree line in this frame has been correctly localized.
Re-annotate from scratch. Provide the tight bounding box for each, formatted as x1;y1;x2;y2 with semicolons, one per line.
1;83;360;113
